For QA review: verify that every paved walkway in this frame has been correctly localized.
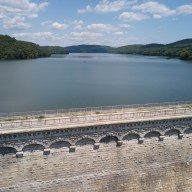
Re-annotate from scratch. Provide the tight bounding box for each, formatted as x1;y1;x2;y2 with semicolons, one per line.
0;103;192;134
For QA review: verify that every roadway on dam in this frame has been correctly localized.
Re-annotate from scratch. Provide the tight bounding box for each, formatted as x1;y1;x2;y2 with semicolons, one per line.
0;102;192;134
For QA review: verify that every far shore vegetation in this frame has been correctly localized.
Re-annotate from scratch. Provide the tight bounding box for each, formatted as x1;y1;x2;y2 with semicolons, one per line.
0;34;192;60
65;39;192;61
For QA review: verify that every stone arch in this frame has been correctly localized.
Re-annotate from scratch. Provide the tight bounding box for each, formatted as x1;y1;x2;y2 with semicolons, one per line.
50;141;71;149
100;136;118;144
171;126;184;134
0;147;17;156
75;138;95;146
52;138;74;146
164;129;180;137
0;144;21;152
144;131;161;139
22;144;45;153
184;128;192;134
97;133;120;143
122;133;140;142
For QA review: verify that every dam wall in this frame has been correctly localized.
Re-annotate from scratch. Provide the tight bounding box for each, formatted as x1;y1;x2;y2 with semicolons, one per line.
0;105;192;191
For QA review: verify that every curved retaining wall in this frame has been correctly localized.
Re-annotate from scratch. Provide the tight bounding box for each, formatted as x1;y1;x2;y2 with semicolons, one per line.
0;117;192;192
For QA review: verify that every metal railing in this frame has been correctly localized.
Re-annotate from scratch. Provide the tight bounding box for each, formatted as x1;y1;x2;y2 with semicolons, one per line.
0;101;192;121
0;102;192;130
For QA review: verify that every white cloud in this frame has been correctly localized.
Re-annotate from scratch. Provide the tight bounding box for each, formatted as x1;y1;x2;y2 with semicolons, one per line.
114;31;124;35
87;23;117;32
153;14;162;19
132;1;175;18
131;2;192;19
78;5;92;14
72;20;84;30
70;32;103;38
119;12;148;21
0;0;48;17
12;31;141;47
177;5;192;15
65;31;116;46
68;31;104;45
41;21;68;30
41;20;51;26
3;16;31;29
0;0;48;30
13;32;53;41
119;23;131;28
0;13;6;19
73;25;82;30
51;22;68;30
78;0;137;14
96;35;141;46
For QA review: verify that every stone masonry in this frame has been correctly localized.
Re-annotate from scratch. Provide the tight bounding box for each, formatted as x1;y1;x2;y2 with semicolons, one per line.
0;107;192;192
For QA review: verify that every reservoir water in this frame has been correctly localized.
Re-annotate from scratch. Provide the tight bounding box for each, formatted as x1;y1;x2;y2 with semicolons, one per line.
0;53;192;113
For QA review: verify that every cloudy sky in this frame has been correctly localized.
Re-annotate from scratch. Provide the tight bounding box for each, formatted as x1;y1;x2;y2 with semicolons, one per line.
0;0;192;47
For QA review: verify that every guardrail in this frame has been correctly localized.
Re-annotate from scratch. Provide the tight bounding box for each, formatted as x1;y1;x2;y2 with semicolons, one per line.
0;106;192;130
0;101;192;121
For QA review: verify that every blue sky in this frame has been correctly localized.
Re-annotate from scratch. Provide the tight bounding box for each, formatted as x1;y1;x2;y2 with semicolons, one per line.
0;0;192;47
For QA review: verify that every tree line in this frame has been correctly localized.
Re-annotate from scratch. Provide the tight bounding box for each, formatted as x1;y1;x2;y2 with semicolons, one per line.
1;34;192;60
65;39;192;60
110;39;192;60
0;35;68;60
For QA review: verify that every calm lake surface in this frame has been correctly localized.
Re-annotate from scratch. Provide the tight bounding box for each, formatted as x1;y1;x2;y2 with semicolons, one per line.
0;53;192;113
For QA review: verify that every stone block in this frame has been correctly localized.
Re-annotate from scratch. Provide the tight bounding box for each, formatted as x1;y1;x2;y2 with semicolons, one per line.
139;137;144;144
43;148;50;155
94;143;100;149
159;136;165;141
69;145;76;152
117;140;123;146
179;133;184;139
16;151;23;158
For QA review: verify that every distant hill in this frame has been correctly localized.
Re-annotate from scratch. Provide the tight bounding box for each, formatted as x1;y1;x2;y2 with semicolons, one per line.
110;45;142;54
142;43;164;48
166;39;192;47
64;39;192;60
112;39;192;60
41;46;69;55
65;45;112;53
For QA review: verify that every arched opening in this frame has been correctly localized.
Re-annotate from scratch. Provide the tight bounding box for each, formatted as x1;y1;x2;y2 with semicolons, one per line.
184;128;192;134
123;134;140;141
50;141;70;149
164;129;180;137
144;131;160;139
100;136;118;144
22;144;45;153
76;138;95;146
0;147;17;156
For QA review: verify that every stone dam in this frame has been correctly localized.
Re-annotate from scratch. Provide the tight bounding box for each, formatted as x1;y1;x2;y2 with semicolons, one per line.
1;102;192;192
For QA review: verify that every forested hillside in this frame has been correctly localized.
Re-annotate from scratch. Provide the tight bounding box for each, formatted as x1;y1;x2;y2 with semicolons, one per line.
41;46;69;54
0;35;50;59
65;45;112;53
0;35;68;60
65;39;192;60
111;39;192;60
